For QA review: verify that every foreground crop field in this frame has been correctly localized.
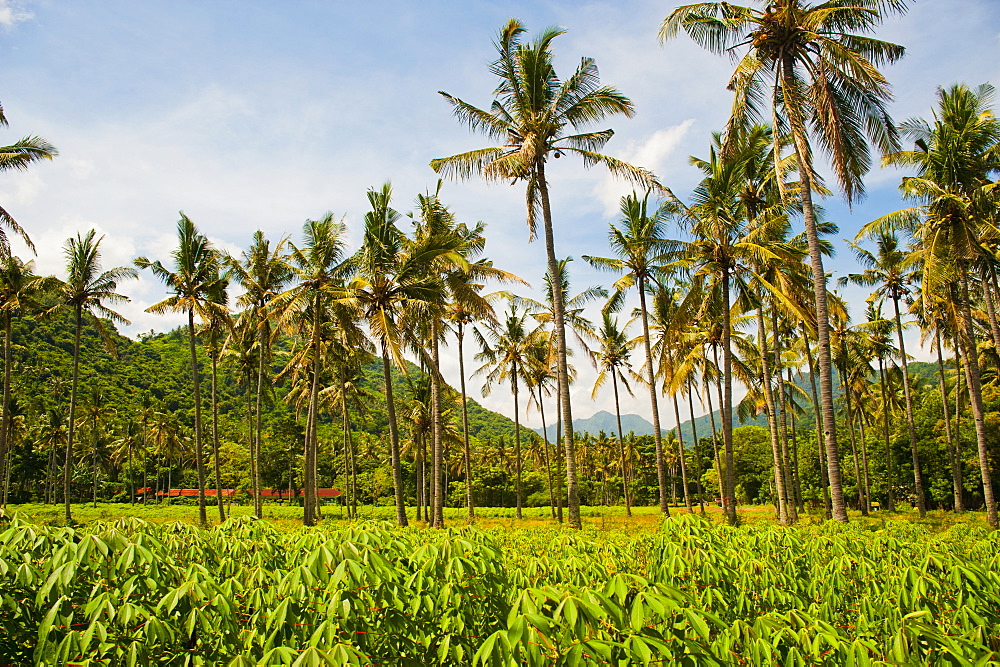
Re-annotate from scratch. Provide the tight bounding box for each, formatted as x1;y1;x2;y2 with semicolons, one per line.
2;513;998;665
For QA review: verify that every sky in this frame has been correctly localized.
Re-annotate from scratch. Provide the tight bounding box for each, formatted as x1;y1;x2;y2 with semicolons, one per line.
1;0;998;428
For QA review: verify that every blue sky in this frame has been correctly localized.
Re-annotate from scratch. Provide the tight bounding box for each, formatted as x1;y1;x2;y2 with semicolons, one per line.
1;0;999;426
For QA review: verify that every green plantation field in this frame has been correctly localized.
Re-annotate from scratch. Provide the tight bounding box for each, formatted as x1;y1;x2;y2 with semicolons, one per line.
2;511;999;665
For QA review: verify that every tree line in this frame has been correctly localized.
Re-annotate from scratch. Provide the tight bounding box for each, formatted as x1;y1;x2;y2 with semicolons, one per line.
3;1;1000;528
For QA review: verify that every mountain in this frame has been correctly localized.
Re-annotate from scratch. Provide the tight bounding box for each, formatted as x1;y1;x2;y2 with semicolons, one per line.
535;410;658;440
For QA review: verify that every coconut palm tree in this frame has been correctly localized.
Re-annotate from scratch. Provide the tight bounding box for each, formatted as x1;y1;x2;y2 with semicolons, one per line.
662;0;910;523
201;299;231;522
0;256;52;491
590;310;637;515
277;214;352;526
431;19;655;528
584;192;675;515
54;230;135;522
842;233;925;516
227;231;294;518
345;183;456;527
475;303;538;519
867;83;1000;526
135;214;227;525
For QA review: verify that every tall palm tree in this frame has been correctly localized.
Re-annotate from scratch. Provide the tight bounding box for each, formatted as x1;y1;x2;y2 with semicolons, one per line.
584;192;674;516
590;310;636;515
277;214;352;527
135;214;227;525
345;183;456;527
662;0;910;523
80;386;115;507
54;230;134;522
201;298;231;522
227;231;294;518
0;256;51;492
867;83;1000;526
475;303;537;519
523;332;563;521
666;140;803;525
431;19;655;528
0;107;57;257
843;233;925;516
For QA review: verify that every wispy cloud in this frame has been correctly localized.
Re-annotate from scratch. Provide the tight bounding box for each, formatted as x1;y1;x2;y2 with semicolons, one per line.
0;0;32;28
593;120;695;216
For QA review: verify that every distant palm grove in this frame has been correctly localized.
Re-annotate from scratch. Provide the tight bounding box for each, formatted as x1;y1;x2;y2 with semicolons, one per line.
3;2;1000;532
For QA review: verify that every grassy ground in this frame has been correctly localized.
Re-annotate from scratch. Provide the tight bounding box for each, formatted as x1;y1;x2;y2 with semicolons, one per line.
3;500;990;534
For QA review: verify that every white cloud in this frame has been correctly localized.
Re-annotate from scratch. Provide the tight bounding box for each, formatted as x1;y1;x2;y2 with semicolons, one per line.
0;0;32;28
593;120;695;215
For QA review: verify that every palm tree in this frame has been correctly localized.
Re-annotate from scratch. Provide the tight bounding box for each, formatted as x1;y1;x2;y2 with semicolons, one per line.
0;256;51;492
665;139;803;525
54;230;134;522
475;303;537;519
662;0;910;523
135;214;227;525
868;83;1000;527
842;233;925;516
523;332;563;521
584;192;674;515
345;183;455;527
277;214;351;526
590;310;636;515
201;298;231;522
0;107;57;257
227;231;294;518
80;386;115;507
431;19;655;528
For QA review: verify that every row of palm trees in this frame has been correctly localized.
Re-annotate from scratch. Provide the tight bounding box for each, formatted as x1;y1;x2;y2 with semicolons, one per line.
5;2;1000;528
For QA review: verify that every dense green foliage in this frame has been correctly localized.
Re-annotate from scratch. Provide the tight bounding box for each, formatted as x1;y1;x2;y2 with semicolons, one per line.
2;513;998;664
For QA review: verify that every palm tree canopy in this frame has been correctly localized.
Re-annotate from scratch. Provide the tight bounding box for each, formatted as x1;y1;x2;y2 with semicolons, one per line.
135;214;228;322
431;18;656;238
661;0;909;203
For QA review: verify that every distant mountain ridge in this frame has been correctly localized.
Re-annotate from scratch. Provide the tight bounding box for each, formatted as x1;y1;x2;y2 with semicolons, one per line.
535;410;657;440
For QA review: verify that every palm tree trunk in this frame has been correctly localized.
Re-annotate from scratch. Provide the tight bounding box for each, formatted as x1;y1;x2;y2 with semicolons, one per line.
758;308;789;525
936;327;963;512
721;269;737;525
843;383;867;515
787;369;804;513
382;340;408;527
891;294;925;517
876;358;895;511
64;307;83;523
771;310;797;524
303;302;322;526
856;400;873;514
803;326;831;518
554;410;564;523
92;431;98;508
671;391;692;513
187;308;208;525
245;374;256;509
783;74;848;522
957;267;997;528
253;320;268;520
0;314;11;506
611;372;631;516
458;323;475;519
637;277;669;517
431;333;444;527
687;380;706;514
512;360;523;520
537;386;556;518
210;347;225;522
536;162;581;529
